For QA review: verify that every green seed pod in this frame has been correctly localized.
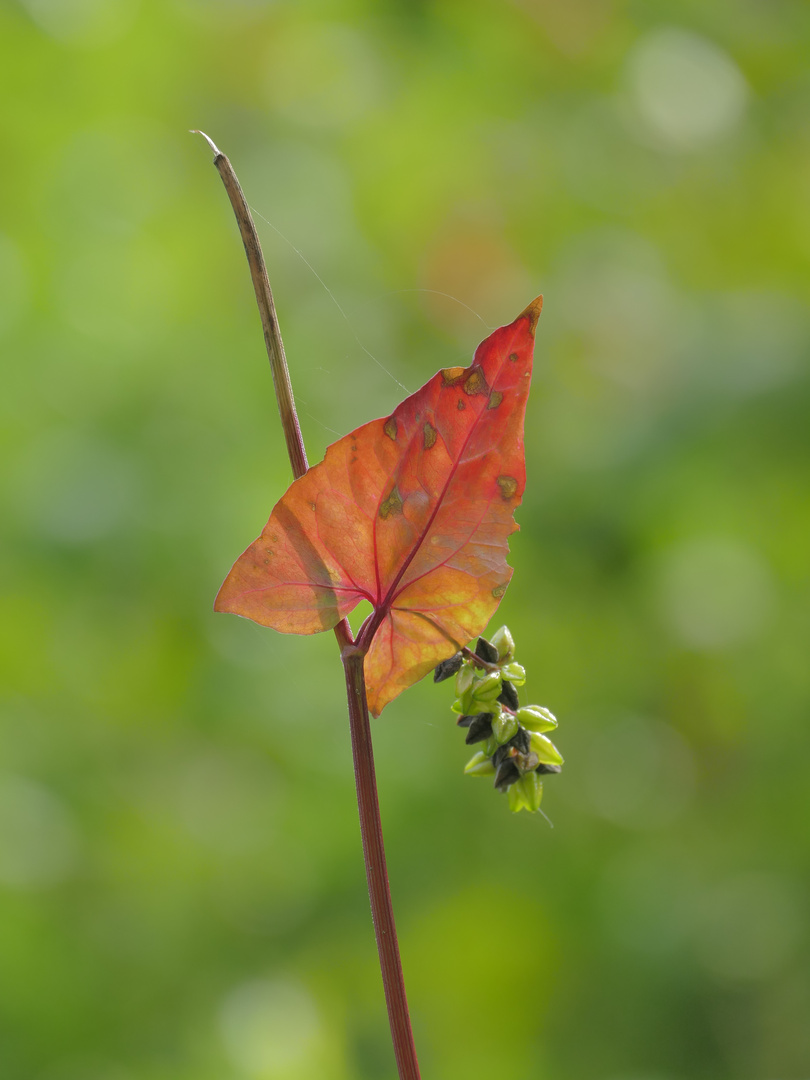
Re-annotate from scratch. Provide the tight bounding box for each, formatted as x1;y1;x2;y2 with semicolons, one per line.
508;780;528;812
455;664;475;697
491;710;519;746
464;751;497;777
528;731;563;767
516;705;558;733
482;735;499;758
522;771;544;812
490;625;515;662
471;671;502;705
508;773;544;813
500;662;526;686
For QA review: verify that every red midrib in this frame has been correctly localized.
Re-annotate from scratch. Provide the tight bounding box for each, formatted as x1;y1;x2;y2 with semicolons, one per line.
357;341;520;653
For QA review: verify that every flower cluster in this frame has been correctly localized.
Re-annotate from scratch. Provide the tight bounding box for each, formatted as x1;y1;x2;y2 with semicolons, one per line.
434;627;563;813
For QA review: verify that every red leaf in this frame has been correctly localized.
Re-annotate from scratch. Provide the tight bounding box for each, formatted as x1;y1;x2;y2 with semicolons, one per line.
216;297;541;714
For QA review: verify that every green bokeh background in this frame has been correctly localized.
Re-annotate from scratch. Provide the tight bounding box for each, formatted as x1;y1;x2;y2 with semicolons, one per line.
1;2;809;1078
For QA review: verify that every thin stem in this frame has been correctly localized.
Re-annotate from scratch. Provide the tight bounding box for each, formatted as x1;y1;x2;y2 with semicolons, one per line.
192;130;308;481
197;132;420;1080
342;648;421;1080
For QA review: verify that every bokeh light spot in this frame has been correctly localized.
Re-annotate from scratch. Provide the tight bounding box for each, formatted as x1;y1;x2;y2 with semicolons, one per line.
691;873;803;983
19;0;138;46
263;23;385;129
656;536;775;650
12;429;142;545
626;28;748;150
583;715;695;829
218;977;322;1077
0;774;80;889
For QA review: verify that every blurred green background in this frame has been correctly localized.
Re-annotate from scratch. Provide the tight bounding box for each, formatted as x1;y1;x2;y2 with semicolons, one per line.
1;1;809;1078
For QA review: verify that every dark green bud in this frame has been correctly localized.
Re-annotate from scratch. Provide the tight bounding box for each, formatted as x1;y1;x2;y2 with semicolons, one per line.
497;679;520;711
434;652;464;682
492;727;530;769
494;758;521;792
475;636;499;664
464;713;494;745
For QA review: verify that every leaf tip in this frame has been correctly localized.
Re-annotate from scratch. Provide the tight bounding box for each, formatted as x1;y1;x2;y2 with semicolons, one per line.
518;294;544;336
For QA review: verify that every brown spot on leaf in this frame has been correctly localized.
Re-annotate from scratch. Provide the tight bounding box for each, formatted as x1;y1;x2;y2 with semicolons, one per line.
496;475;519;500
379;486;403;519
519;294;543;335
457;399;466;410
384;417;397;441
423;421;437;449
492;582;508;598
487;391;503;410
441;366;466;386
463;367;489;396
509;352;519;362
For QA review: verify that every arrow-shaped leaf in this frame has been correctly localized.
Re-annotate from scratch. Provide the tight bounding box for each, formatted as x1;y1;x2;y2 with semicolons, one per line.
216;296;541;714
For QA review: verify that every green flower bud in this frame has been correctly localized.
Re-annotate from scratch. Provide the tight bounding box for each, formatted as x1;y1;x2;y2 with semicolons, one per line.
490;625;515;662
528;731;563;767
500;662;526;686
516;705;557;733
491;710;519;745
523;771;544;812
464;751;496;777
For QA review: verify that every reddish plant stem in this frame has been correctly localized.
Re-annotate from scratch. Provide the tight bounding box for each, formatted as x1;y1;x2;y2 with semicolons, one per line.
338;631;421;1080
197;132;421;1080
